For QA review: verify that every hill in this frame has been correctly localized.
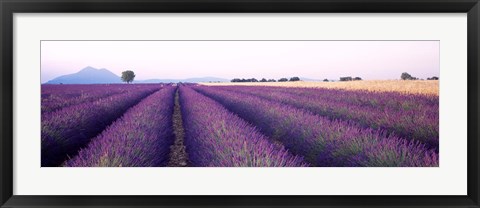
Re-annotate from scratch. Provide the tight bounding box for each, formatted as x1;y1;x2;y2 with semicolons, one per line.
45;66;122;84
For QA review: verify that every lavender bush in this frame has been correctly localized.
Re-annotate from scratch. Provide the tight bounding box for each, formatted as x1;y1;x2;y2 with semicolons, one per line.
64;86;176;167
180;86;307;167
194;86;438;167
41;85;161;166
214;86;439;149
42;84;131;114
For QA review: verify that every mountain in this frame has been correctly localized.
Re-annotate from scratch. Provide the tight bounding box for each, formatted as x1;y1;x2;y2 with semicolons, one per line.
44;67;230;84
45;66;122;84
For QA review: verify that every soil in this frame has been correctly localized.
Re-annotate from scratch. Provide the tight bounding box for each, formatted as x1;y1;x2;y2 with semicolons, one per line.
167;89;190;167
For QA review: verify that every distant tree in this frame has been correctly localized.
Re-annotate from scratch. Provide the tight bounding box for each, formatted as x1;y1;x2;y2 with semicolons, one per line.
353;77;362;81
278;78;289;82
323;79;329;82
427;76;439;80
232;78;285;82
289;77;301;81
121;70;136;84
340;76;353;81
401;72;414;80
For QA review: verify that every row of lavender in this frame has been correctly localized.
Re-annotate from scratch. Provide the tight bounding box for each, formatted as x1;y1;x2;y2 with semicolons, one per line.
41;84;161;166
212;86;439;149
41;83;439;167
42;84;160;115
193;85;439;167
64;86;176;167
179;86;307;167
60;85;307;167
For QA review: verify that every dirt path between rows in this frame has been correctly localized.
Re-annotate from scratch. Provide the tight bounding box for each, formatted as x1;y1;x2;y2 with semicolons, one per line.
167;89;190;167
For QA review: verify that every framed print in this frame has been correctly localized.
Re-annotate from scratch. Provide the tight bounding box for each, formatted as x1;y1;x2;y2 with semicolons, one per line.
1;0;479;207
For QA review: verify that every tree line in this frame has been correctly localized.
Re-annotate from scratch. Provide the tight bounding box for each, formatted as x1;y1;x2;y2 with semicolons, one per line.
120;70;438;84
401;72;438;80
339;76;362;81
231;77;301;83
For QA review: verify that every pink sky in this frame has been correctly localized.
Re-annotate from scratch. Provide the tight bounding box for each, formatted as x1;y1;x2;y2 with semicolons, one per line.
41;41;439;83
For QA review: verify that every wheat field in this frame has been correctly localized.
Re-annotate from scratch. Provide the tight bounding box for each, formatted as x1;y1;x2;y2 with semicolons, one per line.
201;80;439;96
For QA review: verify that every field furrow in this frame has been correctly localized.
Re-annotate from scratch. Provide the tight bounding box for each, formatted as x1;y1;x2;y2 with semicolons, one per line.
194;86;438;167
181;86;307;167
167;88;190;167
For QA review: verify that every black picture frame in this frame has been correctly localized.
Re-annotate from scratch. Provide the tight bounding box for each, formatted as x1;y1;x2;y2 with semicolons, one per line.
1;0;479;207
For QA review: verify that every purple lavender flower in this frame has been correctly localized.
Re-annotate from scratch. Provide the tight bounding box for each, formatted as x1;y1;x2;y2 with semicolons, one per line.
180;86;307;167
64;86;176;167
193;85;438;167
211;86;439;150
41;84;161;166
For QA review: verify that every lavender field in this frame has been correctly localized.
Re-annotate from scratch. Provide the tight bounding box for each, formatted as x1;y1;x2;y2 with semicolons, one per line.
41;83;439;167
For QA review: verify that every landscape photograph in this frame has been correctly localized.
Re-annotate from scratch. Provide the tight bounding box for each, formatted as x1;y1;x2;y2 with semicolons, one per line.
41;41;439;167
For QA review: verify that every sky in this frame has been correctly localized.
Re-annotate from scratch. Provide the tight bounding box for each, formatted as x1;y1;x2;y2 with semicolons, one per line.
41;41;439;83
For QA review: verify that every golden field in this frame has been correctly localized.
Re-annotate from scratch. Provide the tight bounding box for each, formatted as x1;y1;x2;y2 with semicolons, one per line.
201;80;439;96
